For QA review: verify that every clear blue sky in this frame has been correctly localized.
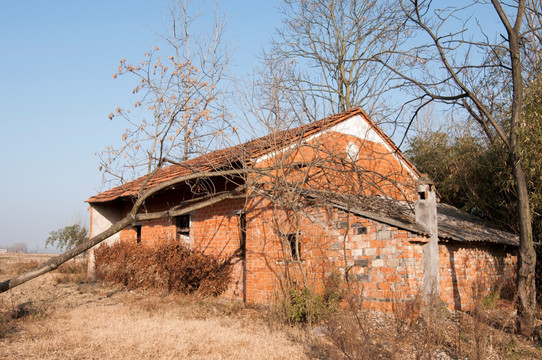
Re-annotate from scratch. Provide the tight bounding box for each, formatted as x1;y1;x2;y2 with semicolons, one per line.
0;1;506;252
0;0;280;252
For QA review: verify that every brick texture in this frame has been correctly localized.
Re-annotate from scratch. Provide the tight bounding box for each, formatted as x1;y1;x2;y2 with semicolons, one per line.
94;123;516;312
439;242;516;310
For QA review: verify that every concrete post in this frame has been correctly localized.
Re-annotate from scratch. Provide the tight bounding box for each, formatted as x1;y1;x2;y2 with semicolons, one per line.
415;176;440;298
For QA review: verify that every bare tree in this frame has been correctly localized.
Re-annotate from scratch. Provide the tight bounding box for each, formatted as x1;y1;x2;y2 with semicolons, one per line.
379;0;541;336
100;0;231;185
8;242;27;253
265;0;405;122
0;0;233;293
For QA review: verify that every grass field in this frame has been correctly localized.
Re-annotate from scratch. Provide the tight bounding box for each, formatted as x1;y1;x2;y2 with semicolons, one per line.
1;252;541;359
0;253;317;359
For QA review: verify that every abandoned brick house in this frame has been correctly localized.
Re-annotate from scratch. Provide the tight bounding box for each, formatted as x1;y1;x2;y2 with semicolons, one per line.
87;108;518;311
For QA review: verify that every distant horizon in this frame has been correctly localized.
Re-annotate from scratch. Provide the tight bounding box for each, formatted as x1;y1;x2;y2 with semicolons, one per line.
0;242;62;253
0;247;60;254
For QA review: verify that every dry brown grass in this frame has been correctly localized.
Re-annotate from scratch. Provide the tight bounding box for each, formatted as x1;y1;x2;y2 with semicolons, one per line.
1;253;541;359
318;293;542;360
2;299;310;359
54;258;88;285
0;253;55;280
0;254;314;360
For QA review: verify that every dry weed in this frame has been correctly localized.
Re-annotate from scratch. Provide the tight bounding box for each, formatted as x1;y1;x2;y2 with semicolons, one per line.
94;240;232;296
0;253;56;281
1;254;540;359
1;260;39;277
319;292;541;360
1;254;312;359
54;259;88;285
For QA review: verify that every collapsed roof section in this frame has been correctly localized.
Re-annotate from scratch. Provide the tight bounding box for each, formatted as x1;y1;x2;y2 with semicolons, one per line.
307;190;518;246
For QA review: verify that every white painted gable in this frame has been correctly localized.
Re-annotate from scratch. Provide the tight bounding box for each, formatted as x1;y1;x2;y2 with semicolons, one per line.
329;114;388;147
254;112;418;180
328;114;418;178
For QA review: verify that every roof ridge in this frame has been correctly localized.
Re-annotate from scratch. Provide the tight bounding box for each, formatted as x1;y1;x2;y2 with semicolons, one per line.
86;108;386;203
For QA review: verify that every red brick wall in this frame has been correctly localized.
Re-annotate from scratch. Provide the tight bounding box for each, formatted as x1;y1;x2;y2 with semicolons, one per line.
99;132;516;311
236;131;422;307
241;199;426;309
243;200;516;311
439;243;516;310
111;193;516;311
191;197;247;300
119;218;175;245
116;194;247;300
253;131;417;202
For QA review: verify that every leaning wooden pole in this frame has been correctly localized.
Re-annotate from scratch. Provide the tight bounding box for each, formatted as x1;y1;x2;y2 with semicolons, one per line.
0;185;245;294
0;216;133;293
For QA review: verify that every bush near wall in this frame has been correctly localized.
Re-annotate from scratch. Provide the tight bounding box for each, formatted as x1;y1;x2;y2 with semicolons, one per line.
94;240;232;296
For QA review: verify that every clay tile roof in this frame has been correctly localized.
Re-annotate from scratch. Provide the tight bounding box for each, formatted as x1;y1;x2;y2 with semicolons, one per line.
87;108;368;204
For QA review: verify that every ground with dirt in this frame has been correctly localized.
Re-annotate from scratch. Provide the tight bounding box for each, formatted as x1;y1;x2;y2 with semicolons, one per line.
1;253;541;360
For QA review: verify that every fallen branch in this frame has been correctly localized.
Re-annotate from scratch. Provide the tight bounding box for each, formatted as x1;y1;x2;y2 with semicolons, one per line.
0;179;246;293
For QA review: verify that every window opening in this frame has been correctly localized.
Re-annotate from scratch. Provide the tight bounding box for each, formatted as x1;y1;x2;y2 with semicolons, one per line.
176;214;190;239
418;191;426;200
134;224;142;243
238;211;247;303
239;213;246;258
287;233;301;261
292;162;308;170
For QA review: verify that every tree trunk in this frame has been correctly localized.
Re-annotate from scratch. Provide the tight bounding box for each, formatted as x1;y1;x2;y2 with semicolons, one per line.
513;155;537;336
504;1;537;334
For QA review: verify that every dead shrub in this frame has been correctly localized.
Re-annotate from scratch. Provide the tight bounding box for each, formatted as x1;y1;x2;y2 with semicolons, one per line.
498;277;516;302
57;261;85;275
94;240;232;296
11;302;35;319
321;288;542;360
323;294;394;359
0;309;13;339
0;313;16;339
0;301;48;339
321;291;436;360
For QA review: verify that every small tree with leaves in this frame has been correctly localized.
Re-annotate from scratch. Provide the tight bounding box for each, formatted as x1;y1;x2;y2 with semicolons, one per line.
45;225;88;252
